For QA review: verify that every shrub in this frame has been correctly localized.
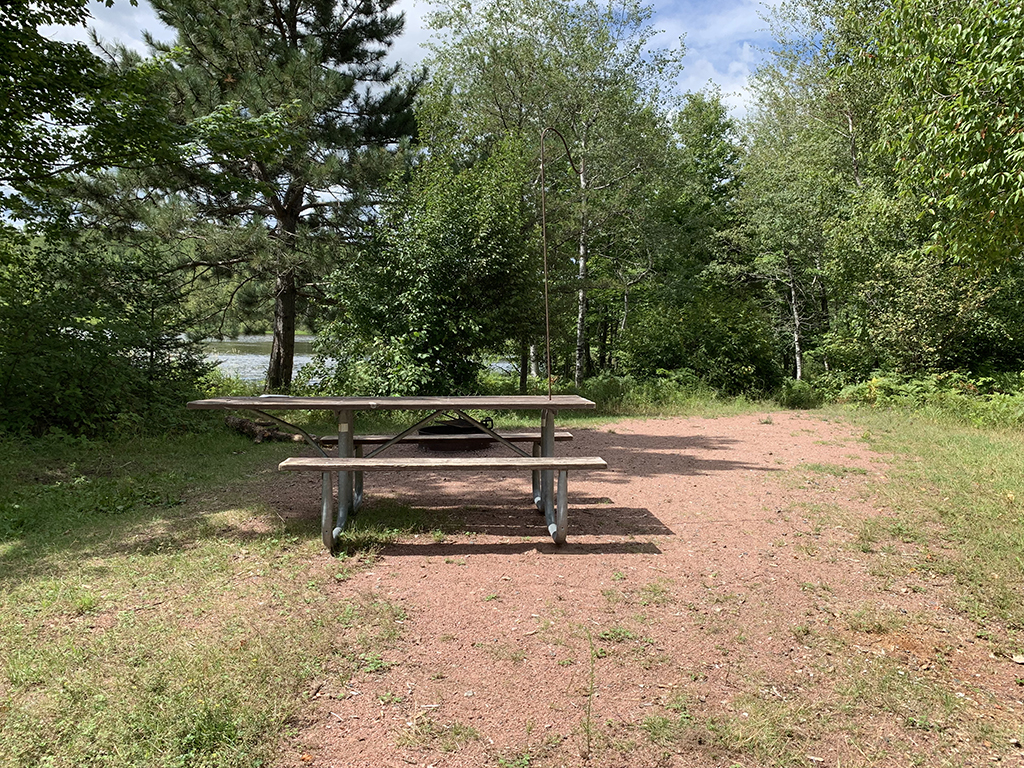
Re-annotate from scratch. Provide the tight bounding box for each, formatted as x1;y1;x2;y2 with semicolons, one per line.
775;378;821;409
618;294;783;395
0;232;209;436
838;371;1024;429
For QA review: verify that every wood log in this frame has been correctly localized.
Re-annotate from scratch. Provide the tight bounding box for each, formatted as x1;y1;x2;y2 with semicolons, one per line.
224;415;304;443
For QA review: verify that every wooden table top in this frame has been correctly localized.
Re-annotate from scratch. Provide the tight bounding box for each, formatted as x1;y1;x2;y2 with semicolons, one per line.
187;395;596;412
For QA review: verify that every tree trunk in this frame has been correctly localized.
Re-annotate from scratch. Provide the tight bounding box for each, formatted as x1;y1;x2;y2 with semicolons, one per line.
846;111;862;188
814;259;831;372
530;344;539;378
574;152;588;388
785;255;803;381
519;342;529;394
267;269;296;391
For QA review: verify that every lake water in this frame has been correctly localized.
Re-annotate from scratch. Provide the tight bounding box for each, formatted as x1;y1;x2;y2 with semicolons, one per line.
204;335;516;382
204;334;316;382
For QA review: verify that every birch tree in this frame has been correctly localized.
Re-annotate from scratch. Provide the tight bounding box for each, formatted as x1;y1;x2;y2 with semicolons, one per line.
423;0;682;385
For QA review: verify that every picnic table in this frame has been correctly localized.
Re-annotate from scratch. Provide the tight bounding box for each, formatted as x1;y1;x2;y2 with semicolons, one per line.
186;395;606;551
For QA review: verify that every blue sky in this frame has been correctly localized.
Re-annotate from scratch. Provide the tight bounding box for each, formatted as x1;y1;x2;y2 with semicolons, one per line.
51;0;778;117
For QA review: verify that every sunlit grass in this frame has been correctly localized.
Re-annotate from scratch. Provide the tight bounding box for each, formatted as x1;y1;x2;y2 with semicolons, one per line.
0;431;409;767
839;406;1024;628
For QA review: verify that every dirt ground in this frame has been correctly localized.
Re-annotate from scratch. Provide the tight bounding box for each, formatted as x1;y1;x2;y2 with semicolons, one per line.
267;411;1024;768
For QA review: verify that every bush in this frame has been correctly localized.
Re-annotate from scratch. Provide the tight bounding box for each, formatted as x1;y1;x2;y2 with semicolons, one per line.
618;294;783;395
0;232;210;436
838;371;1024;429
573;370;720;414
775;378;821;409
310;140;539;397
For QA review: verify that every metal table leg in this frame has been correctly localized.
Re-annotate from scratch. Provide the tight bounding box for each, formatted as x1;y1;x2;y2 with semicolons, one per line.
323;409;356;552
551;469;568;545
532;442;542;511
321;472;336;550
541;408;556;537
354;443;363;511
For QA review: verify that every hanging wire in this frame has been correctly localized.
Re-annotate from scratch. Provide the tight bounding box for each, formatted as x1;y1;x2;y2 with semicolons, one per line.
539;127;581;399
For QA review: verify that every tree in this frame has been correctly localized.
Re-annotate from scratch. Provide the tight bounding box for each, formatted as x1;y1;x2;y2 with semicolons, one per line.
1;0;105;188
738;0;1024;387
141;0;419;390
731;0;896;382
0;225;209;435
310;138;538;395
424;0;682;386
1;1;180;200
870;0;1024;264
614;87;785;392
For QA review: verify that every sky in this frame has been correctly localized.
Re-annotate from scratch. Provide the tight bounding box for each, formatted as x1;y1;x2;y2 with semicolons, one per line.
50;0;779;117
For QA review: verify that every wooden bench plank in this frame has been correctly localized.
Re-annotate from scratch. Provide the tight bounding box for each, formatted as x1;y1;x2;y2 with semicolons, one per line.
279;456;606;472
315;431;573;446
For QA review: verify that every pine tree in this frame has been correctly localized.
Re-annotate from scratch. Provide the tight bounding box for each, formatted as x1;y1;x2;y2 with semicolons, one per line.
147;0;418;389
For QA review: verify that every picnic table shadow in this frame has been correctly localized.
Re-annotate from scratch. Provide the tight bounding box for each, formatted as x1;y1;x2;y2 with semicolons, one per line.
562;428;780;483
264;473;668;551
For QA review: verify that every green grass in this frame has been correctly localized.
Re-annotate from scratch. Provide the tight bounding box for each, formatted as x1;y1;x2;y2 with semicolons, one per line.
841;406;1024;629
0;430;411;767
597;625;636;643
395;716;480;752
797;462;868;477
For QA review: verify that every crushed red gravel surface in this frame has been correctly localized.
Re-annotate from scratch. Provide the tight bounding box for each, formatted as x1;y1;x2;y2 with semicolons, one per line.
267;411;1024;768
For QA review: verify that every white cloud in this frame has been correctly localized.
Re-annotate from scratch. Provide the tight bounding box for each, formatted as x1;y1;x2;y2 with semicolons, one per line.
51;0;775;116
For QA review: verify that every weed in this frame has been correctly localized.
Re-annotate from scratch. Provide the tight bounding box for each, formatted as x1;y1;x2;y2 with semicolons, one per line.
641;713;692;745
396;715;480;752
357;651;392;673
792;624;812;642
598;626;635;643
484;593;500;602
848;605;904;635
612;570;626;582
73;593;98;615
799;462;868;477
799;581;832;594
637;580;672;606
496;752;532;768
601;588;622;605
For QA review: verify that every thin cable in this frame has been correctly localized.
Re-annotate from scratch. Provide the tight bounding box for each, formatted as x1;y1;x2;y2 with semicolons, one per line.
539;127;579;400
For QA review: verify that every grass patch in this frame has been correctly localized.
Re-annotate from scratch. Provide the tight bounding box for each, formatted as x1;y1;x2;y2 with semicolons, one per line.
396;716;480;752
597;625;635;643
847;604;904;635
842;406;1024;628
797;462;868;477
636;579;673;606
0;430;408;767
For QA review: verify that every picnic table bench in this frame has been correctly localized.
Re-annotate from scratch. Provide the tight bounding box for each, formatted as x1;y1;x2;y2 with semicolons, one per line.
187;395;606;552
